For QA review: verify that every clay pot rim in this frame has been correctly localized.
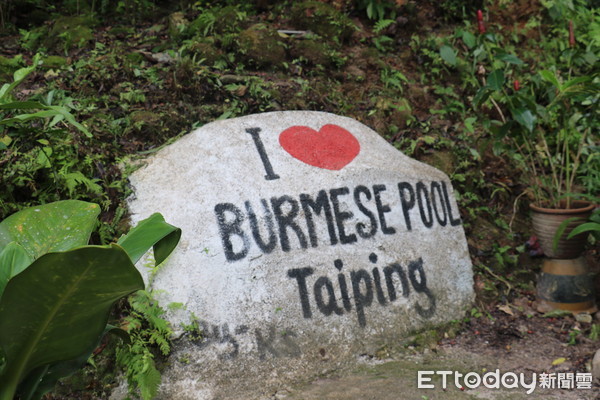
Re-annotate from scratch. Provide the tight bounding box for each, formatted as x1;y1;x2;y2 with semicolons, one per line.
530;200;595;215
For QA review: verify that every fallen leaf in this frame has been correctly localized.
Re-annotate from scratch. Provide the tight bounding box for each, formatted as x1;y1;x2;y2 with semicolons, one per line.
497;304;514;316
552;357;566;366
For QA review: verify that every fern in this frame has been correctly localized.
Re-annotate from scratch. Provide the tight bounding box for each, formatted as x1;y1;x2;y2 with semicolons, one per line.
374;19;395;34
117;290;173;400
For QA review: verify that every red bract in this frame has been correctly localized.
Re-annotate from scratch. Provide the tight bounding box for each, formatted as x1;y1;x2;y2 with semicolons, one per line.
569;20;575;47
477;10;486;34
514;80;520;91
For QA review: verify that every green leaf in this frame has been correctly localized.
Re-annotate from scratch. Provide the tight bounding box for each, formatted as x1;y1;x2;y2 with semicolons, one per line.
473;86;492;107
0;56;40;104
0;242;32;297
0;245;144;398
0;101;47;110
0;103;92;138
139;364;161;400
486;69;505;91
50;105;92;138
439;45;457;67
539;70;561;89
567;222;600;239
0;200;100;260
18;325;130;400
0;110;60;124
552;217;584;252
497;53;524;65
117;213;182;266
512;108;536;133
461;31;476;49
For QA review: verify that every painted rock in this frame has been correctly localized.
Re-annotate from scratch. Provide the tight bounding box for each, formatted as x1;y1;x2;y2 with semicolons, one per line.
124;111;473;399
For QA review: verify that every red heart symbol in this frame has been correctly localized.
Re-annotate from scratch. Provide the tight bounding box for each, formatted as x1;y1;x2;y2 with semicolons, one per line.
279;124;360;170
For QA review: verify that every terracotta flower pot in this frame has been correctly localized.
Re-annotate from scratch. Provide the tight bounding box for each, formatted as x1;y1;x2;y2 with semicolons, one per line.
530;200;595;259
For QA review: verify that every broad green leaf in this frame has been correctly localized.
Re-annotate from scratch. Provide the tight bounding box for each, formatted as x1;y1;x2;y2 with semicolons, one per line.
0;245;144;398
0;101;47;110
0;242;32;297
497;53;524;65
439;45;457;67
18;325;130;400
0;84;11;102
117;213;182;266
487;69;505;91
0;200;100;260
567;222;600;239
512;108;536;133
539;70;561;89
461;31;476;49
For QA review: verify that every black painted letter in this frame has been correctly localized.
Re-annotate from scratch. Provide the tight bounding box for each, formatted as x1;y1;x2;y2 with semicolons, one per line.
246;127;280;181
214;203;250;262
398;182;415;231
416;181;433;228
314;276;344;316
408;258;436;318
430;181;447;226
351;269;373;327
245;199;277;254
288;267;314;318
373;184;396;235
354;185;378;239
300;191;338;247
272;196;308;252
330;187;357;244
442;181;462;226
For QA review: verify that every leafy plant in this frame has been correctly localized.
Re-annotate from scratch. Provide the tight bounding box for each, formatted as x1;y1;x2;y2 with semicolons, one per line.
355;0;398;21
0;200;181;400
0;55;105;218
117;290;173;400
465;5;599;208
552;207;600;251
567;207;600;239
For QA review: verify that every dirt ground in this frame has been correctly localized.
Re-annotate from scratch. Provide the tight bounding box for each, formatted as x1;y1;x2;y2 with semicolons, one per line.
277;307;600;399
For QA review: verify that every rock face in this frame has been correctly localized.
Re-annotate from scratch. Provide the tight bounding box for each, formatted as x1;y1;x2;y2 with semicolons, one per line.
126;111;474;399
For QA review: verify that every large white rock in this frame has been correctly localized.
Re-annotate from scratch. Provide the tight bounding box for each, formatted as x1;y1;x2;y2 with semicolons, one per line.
126;111;473;399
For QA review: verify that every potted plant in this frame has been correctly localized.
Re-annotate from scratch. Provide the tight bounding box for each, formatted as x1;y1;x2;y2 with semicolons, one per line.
471;11;598;311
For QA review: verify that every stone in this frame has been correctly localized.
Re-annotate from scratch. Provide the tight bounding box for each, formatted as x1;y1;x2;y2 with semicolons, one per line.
238;24;287;69
44;16;93;52
125;111;473;399
594;348;600;382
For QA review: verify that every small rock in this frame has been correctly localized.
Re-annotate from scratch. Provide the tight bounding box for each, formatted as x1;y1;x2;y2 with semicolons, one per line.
593;349;600;381
575;312;593;324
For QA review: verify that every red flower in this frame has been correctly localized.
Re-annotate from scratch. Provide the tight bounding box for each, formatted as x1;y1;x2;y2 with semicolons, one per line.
477;10;486;34
569;20;575;47
513;80;520;91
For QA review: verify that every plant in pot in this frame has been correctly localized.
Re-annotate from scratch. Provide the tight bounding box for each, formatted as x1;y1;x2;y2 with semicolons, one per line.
474;15;599;311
